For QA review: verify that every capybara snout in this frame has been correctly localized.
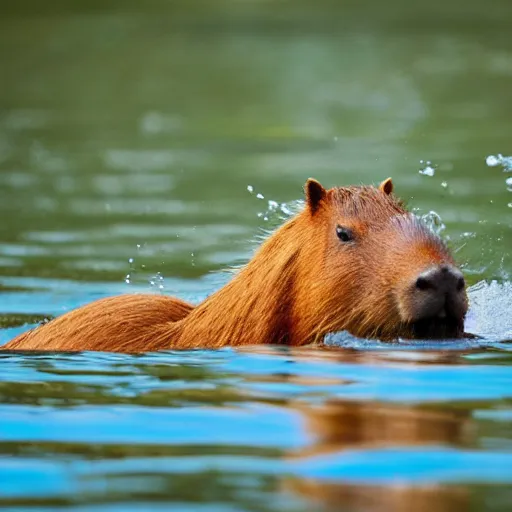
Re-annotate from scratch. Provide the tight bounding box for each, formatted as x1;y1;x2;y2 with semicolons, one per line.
413;264;467;319
401;264;468;338
379;217;469;339
378;217;468;339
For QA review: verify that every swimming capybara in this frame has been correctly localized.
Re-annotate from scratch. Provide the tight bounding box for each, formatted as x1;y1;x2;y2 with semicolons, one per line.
2;178;468;352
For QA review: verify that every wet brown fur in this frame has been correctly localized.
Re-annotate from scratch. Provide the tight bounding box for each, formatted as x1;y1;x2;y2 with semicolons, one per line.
4;294;194;352
2;178;464;353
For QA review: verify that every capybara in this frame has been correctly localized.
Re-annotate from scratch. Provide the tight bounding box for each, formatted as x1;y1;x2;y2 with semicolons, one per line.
2;178;468;353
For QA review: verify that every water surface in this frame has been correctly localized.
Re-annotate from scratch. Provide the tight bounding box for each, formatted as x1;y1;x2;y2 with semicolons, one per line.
1;1;511;510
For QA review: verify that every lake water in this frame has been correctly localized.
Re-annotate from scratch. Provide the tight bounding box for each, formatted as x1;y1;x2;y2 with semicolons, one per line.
0;1;511;510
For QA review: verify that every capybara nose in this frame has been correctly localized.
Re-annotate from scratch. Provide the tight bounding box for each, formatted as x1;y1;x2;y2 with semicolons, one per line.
413;265;467;320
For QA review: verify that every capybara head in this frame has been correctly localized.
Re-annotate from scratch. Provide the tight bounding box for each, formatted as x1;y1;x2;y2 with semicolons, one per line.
300;178;468;340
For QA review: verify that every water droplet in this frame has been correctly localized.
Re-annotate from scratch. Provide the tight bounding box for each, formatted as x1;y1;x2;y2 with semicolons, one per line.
420;210;446;235
128;258;134;264
149;272;165;291
419;165;435;177
486;154;502;167
487;153;512;171
280;204;290;215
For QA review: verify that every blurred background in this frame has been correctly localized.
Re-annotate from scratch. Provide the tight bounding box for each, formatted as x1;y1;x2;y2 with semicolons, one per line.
1;1;512;511
1;0;511;298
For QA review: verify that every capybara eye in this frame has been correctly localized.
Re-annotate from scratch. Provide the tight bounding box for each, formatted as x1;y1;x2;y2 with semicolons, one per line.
336;225;354;243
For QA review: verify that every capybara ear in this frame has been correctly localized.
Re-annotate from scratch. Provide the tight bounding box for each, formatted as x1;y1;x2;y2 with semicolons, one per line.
379;177;394;195
305;178;327;214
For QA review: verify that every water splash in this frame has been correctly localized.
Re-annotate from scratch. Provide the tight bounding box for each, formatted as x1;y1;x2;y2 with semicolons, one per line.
419;160;436;176
325;330;483;350
124;245;144;285
125;257;136;284
486;154;512;197
465;280;512;339
486;154;512;171
149;272;165;291
247;185;300;224
419;210;446;236
257;199;302;224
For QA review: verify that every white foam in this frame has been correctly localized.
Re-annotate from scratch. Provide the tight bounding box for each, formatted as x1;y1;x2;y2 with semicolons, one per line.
465;280;512;339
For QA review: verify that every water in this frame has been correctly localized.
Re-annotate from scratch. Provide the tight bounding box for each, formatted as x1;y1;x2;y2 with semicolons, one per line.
1;347;512;511
1;0;512;510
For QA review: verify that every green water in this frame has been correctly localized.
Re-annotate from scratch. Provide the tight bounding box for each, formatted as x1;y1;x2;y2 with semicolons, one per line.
0;1;511;511
1;0;511;285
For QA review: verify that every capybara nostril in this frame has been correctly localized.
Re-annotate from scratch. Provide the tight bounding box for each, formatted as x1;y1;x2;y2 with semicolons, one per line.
415;265;464;294
416;275;433;291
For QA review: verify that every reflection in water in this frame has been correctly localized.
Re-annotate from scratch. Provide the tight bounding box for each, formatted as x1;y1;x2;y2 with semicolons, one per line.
286;480;468;512
290;400;469;510
0;346;511;510
284;399;499;512
293;400;472;457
